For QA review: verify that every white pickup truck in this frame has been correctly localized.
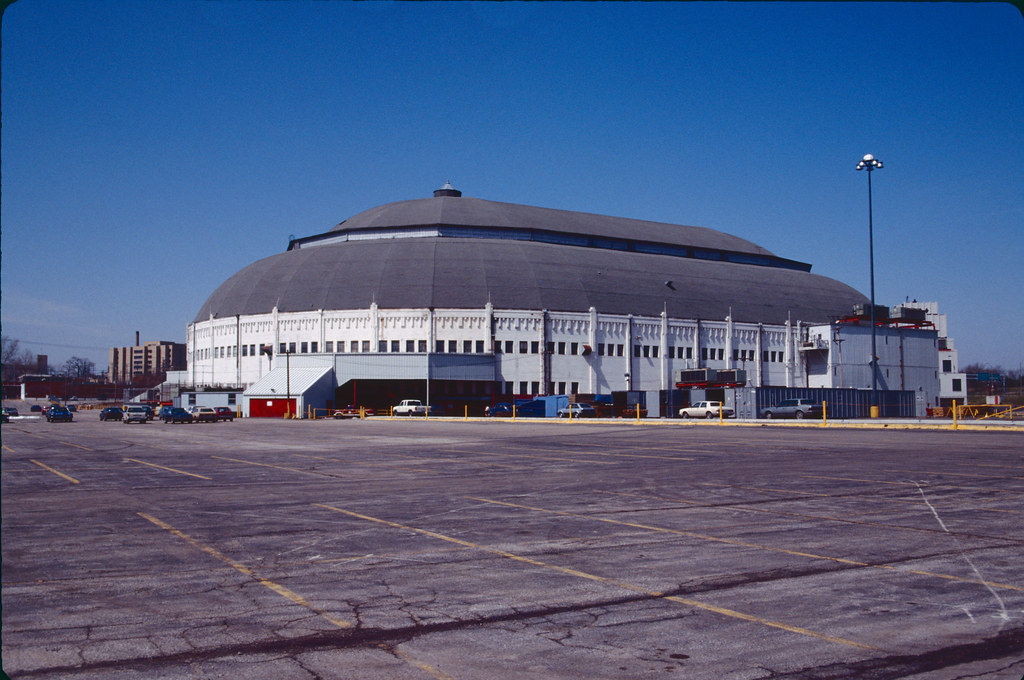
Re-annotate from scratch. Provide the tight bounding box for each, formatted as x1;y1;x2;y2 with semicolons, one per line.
678;401;734;419
393;399;430;416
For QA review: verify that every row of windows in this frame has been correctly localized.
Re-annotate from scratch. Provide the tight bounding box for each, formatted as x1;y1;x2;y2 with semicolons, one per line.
199;341;788;362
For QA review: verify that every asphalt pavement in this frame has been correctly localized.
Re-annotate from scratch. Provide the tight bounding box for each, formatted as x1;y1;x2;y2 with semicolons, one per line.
2;415;1022;679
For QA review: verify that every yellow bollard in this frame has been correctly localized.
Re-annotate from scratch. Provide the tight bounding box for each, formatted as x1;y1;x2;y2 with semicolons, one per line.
719;406;723;424
952;400;958;430
822;400;828;427
465;405;468;421
513;403;517;420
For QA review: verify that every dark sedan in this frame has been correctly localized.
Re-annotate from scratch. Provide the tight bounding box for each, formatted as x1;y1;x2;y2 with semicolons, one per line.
99;407;123;421
45;405;74;423
164;407;193;424
484;402;514;417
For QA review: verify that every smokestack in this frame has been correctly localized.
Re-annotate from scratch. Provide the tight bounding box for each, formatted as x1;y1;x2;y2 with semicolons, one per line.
136;331;140;347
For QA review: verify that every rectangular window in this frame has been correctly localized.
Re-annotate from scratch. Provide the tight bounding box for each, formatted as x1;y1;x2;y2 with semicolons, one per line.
634;345;642;358
449;340;458;353
325;341;333;353
531;341;539;354
642;346;650;358
702;348;708;361
617;344;624;357
338;342;345;353
570;382;579;394
242;345;248;357
406;340;415;352
476;340;484;353
519;341;528;354
548;382;556;395
289;342;296;354
228;393;236;405
351;341;359;352
505;381;513;394
598;343;605;356
437;340;445;353
519;381;528;394
311;342;317;353
764;350;770;362
556;342;564;355
378;340;387;352
250;344;256;356
685;347;692;359
464;340;472;353
188;394;196;406
733;349;739;361
668;346;675;359
418;340;427;352
652;346;659;358
391;340;400;352
942;359;952;372
717;349;724;361
570;342;578;355
361;340;370;352
531;381;539;394
505;340;514;354
301;342;308;353
952;378;962;391
557;382;566;394
547;341;555;354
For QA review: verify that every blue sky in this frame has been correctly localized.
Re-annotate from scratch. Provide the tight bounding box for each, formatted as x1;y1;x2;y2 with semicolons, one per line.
2;1;1022;373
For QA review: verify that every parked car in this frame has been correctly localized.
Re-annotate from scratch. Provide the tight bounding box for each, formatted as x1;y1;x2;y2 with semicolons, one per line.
45;405;74;423
761;399;823;420
66;404;78;412
512;400;547;418
678;401;734;419
3;407;20;417
158;406;175;421
484;402;514;417
214;406;236;421
189;406;218;423
164;407;193;424
30;404;43;412
556;403;597;418
99;407;124;421
333;405;374;419
123;405;150;424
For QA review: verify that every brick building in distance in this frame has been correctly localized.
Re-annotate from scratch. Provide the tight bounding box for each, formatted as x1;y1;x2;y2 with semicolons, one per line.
109;335;186;385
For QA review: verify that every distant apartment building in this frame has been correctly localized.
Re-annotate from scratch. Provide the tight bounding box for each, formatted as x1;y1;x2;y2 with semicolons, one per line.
109;340;186;384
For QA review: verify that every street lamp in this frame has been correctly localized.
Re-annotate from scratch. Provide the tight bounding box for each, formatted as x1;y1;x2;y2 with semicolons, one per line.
856;153;883;418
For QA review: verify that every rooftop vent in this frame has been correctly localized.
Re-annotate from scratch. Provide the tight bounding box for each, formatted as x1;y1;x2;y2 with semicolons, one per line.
433;181;462;198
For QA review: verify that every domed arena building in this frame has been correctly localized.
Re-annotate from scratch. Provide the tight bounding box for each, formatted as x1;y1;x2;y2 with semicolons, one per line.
187;184;941;417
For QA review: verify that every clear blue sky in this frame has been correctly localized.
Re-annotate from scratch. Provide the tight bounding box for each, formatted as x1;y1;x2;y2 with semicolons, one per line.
2;1;1022;374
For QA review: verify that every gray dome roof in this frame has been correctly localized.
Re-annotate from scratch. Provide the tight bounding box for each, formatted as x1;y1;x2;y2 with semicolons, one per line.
194;194;866;324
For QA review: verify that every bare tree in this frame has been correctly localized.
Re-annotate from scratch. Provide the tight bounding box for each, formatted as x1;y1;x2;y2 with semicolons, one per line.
1;336;36;382
59;356;96;379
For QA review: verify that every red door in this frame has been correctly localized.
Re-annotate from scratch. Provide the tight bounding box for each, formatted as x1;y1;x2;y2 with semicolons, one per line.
249;398;297;418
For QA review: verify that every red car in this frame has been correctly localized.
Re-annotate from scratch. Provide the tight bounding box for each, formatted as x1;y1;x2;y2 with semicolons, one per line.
214;407;236;422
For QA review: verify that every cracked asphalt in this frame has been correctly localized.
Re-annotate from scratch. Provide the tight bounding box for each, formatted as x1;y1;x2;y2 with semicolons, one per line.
2;417;1022;679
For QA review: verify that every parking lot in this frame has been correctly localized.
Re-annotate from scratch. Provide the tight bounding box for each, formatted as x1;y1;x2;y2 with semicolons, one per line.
2;416;1022;679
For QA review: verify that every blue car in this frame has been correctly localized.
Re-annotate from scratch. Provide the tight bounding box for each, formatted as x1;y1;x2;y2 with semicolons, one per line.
45;405;74;423
164;407;193;424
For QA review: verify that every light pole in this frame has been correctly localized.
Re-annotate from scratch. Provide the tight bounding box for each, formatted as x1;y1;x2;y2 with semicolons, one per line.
856;153;883;418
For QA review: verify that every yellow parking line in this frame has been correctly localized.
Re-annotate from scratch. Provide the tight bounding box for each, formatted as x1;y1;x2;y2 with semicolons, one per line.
59;441;93;451
137;513;453;680
125;458;212;480
138;512;353;628
314;503;877;651
29;459;80;484
472;496;1024;593
2;444;14;453
598;489;998;537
